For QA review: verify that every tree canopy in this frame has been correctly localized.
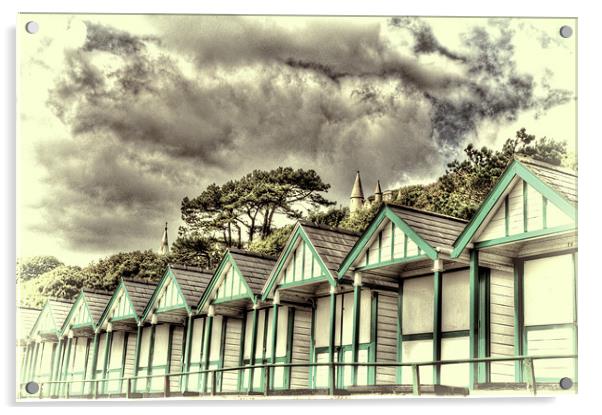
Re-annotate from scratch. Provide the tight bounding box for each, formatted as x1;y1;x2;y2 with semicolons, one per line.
16;256;64;282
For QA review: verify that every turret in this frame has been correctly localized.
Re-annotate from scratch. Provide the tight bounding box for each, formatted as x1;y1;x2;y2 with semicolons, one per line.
373;180;383;204
159;222;169;255
349;171;365;214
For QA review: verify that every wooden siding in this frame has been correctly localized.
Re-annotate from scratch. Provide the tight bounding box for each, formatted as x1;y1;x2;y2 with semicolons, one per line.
107;331;125;393
186;317;205;391
279;239;324;287
109;287;136;321
123;332;137;380
214;263;251;303
290;309;311;390
402;276;434;335
527;326;575;381
356;219;421;268
441;269;470;332
69;297;92;327
221;318;243;392
156;277;186;311
489;269;515;382
168;326;184;392
376;292;397;385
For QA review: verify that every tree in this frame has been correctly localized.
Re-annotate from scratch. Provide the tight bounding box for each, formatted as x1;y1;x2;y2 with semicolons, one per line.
307;206;349;228
16;256;64;282
247;225;294;257
340;202;381;233
19;265;84;307
181;167;335;247
169;231;221;269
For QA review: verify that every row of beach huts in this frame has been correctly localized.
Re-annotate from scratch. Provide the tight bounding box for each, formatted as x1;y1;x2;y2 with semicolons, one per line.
16;157;578;398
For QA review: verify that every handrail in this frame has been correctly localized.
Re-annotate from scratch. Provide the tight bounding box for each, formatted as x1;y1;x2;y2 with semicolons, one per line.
20;354;577;399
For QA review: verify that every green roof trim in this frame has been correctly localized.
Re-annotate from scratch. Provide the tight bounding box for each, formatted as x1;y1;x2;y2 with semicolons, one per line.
97;279;139;328
142;266;189;321
196;251;256;313
261;224;335;301
337;205;438;278
451;159;577;258
60;291;95;335
29;301;59;337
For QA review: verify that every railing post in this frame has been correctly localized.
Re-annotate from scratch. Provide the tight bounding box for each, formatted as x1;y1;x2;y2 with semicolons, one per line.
264;365;270;397
524;358;537;396
412;365;421;396
38;383;43;399
126;378;131;399
210;371;217;396
329;362;336;396
164;375;170;398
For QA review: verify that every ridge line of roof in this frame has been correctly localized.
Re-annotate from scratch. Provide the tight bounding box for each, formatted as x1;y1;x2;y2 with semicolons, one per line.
514;155;577;177
384;202;468;223
122;277;158;286
299;220;362;237
169;263;214;274
228;247;278;261
82;288;114;296
17;305;42;311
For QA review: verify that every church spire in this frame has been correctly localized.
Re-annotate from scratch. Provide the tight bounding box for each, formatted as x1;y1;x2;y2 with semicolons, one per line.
349;171;365;214
159;222;169;255
373;180;383;204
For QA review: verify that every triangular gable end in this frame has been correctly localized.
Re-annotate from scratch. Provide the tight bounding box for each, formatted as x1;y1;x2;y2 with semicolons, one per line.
452;160;577;257
143;267;188;320
30;302;59;337
338;206;438;277
262;226;334;300
198;252;255;312
62;292;94;333
101;281;137;326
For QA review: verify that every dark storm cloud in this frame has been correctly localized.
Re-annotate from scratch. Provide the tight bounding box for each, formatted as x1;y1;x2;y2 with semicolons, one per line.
38;16;571;252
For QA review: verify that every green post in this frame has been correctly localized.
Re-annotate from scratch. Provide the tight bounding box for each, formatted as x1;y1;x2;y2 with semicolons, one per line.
328;286;337;393
146;323;156;393
50;337;63;396
478;268;490;383
101;330;112;395
61;336;73;397
201;310;214;393
182;314;193;392
469;249;479;389
269;296;279;391
351;273;361;386
513;261;524;383
29;341;40;381
396;282;403;384
433;268;442;385
132;324;143;392
247;306;258;393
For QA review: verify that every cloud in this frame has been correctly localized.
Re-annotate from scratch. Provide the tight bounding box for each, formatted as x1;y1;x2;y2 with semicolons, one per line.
34;16;571;253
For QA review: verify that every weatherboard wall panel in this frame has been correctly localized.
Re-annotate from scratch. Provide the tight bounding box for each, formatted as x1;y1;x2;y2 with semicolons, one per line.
376;292;397;385
290;309;311;390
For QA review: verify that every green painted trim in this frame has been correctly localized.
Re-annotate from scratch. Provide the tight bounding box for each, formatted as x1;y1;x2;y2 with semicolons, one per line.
132;325;143;391
513;261;524;382
98;280;139;329
263;226;336;300
62;337;73;395
119;332;129;393
433;271;442;385
182;315;193;391
390;220;395;260
236;313;247;392
212;293;255;304
269;303;279;390
142;267;189;321
30;302;60;340
60;292;93;336
504;195;509;237
369;292;378;385
377;231;382;263
441;329;470;338
309;306;316;389
328;291;336;391
144;325;156;393
30;342;41;380
246;308;258;392
354;254;430;272
351;283;360;386
197;252;256;313
217;318;227;392
101;332;113;394
50;338;63;388
396;282;403;384
275;275;328;290
468;250;478;389
452;160;577;258
474;224;575;249
338;206;438;278
285;307;295;390
478;268;490;383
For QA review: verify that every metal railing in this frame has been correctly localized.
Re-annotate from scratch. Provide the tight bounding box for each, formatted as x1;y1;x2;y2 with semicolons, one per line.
20;354;577;399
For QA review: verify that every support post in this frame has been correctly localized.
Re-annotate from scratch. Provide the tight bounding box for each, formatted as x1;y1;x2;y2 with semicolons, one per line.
269;292;280;390
247;305;258;393
469;249;479;389
433;261;443;385
328;285;337;393
201;307;214;393
101;326;113;395
61;334;73;397
351;272;361;386
182;314;193;392
50;337;63;396
412;364;421;396
132;323;143;392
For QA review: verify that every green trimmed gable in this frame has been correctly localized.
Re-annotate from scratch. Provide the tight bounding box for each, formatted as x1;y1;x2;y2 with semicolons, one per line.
338;205;437;277
99;280;138;327
30;302;59;337
197;252;255;313
262;225;334;300
61;292;94;333
143;267;188;320
452;160;577;257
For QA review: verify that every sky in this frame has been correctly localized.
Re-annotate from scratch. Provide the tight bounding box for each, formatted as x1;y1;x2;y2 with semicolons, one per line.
16;14;577;266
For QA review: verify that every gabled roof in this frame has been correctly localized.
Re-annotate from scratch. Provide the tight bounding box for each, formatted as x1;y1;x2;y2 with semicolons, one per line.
338;203;466;276
451;157;577;257
197;249;276;312
228;249;277;295
122;279;157;317
30;298;74;337
17;306;41;340
83;289;114;323
169;264;213;308
262;221;360;299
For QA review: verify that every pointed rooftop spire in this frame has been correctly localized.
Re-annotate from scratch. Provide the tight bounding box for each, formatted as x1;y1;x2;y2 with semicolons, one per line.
160;222;169;255
350;171;365;214
373;180;383;204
